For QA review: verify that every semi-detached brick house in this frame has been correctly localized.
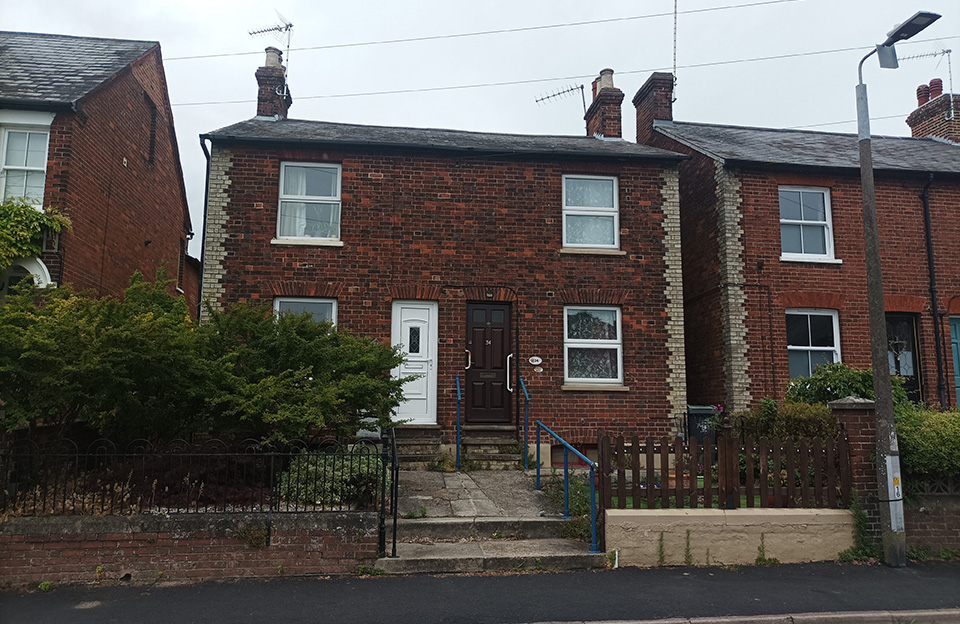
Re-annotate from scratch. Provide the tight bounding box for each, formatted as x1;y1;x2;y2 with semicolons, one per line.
0;32;198;311
200;53;687;461
634;72;960;413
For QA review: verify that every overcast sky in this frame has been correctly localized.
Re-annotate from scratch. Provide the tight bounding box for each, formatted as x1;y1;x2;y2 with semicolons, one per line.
4;0;958;256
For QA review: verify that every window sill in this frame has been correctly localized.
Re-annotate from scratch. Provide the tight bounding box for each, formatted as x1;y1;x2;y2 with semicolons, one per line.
559;248;626;256
562;384;630;392
175;287;184;294
779;255;842;265
271;238;345;247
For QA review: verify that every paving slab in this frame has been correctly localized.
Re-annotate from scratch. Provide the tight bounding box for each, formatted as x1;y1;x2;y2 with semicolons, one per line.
376;538;606;574
396;470;554;519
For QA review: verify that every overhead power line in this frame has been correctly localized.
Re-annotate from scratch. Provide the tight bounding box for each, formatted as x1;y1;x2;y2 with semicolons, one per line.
172;35;958;108
166;0;804;62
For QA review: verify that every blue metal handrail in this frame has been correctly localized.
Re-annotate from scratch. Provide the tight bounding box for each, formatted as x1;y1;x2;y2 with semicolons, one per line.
455;375;462;471
520;377;530;471
534;420;599;553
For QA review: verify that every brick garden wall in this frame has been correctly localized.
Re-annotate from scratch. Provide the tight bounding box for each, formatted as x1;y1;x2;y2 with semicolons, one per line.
202;143;687;444
904;494;960;553
0;512;379;589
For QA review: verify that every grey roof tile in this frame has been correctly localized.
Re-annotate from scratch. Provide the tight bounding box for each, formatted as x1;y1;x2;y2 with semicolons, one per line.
655;121;960;174
0;31;156;107
204;117;684;161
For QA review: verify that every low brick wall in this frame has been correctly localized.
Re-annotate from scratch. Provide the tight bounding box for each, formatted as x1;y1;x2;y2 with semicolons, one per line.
606;508;854;567
904;494;960;553
0;512;379;588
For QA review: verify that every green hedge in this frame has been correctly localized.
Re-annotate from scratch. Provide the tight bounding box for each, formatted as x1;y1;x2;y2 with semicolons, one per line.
895;405;960;477
729;398;838;441
277;449;388;510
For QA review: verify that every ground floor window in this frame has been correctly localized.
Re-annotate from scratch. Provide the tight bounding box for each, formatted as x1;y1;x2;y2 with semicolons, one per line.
563;306;622;383
786;308;840;379
273;297;337;324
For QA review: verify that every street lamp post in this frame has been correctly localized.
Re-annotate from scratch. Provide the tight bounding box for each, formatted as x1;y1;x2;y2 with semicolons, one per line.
855;10;940;568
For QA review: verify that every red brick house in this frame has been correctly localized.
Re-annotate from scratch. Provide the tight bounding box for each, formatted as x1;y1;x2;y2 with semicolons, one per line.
634;72;960;413
200;54;687;460
0;32;198;311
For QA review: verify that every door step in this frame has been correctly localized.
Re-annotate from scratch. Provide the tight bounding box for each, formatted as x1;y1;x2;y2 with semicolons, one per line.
376;538;606;574
397;516;568;541
460;425;522;470
394;425;443;469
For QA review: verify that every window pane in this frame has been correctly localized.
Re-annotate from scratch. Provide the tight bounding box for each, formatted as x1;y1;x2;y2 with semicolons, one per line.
26;133;46;168
801;225;826;255
810;350;835;372
801;192;826;222
809;314;835;347
566;214;615;246
5;131;28;166
567;309;618;340
472;309;486;323
568;347;618;379
565;178;614;208
283;165;337;198
408;327;421;354
786;314;809;347
278;201;340;238
781;224;802;254
779;190;802;220
277;300;334;323
3;171;26;200
789;351;810;379
491;309;505;323
24;171;44;202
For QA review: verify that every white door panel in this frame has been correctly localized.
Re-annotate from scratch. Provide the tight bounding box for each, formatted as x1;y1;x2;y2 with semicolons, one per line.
392;301;438;424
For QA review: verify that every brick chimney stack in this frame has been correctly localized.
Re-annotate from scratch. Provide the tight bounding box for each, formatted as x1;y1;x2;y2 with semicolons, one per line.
584;69;625;138
906;78;958;143
255;47;292;119
632;73;674;145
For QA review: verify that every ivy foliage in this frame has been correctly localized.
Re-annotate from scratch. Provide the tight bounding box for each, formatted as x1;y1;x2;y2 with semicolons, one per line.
0;198;71;269
0;271;406;443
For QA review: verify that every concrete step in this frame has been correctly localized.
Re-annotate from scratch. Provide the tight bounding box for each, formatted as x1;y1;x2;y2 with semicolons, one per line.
375;538;606;574
397;516;569;541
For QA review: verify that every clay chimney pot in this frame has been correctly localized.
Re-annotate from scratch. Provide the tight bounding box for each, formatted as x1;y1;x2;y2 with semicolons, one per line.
917;84;931;106
929;78;943;98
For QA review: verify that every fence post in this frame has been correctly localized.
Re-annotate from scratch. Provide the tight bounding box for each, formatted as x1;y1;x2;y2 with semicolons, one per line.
721;416;738;510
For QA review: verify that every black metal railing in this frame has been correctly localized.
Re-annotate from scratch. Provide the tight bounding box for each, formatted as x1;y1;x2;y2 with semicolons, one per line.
0;436;395;517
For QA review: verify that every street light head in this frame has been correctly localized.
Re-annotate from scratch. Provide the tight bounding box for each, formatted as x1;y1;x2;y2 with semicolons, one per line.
882;11;941;46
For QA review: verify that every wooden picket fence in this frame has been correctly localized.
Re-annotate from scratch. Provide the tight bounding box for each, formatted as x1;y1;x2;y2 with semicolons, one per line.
597;426;852;510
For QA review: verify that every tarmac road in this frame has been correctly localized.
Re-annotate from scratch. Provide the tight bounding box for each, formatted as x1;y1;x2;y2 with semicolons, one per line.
1;561;959;624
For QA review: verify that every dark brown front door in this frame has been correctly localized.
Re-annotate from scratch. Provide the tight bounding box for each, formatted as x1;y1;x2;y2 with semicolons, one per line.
886;313;922;402
465;303;512;423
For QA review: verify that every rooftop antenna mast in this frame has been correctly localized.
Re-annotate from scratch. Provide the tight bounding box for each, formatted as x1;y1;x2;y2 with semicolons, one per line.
672;0;678;102
535;84;587;132
249;11;294;95
899;47;955;121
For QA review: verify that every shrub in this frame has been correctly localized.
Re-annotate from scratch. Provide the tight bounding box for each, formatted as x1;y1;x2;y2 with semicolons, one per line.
277;449;388;510
895;405;960;477
785;362;908;408
729;398;837;441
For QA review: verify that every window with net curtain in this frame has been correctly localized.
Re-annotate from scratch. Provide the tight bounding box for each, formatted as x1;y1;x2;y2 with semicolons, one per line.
2;129;48;204
277;163;341;239
786;309;840;378
564;306;622;383
562;175;619;249
273;297;337;324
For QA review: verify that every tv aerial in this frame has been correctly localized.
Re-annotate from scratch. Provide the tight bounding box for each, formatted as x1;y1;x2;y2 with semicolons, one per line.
249;10;294;88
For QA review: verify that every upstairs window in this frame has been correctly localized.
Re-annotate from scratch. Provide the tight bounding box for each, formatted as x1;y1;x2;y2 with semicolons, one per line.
563;175;619;249
1;129;49;205
277;163;341;240
564;306;623;384
786;309;840;378
779;187;835;262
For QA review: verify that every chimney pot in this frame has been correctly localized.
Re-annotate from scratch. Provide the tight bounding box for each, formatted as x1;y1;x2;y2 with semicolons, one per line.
917;84;930;106
583;68;624;138
597;68;615;92
265;47;283;68
256;47;292;118
929;78;943;98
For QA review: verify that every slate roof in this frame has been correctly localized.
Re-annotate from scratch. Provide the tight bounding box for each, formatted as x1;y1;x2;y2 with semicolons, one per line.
655;121;960;174
204;118;685;161
0;31;157;109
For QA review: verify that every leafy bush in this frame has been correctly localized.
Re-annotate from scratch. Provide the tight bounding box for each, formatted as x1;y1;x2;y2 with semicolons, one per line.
277;449;388;510
729;398;837;441
785;362;908;408
542;471;594;541
895;404;960;477
0;198;70;270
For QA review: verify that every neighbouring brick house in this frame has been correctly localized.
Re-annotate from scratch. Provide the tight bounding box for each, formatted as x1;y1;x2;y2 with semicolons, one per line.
200;54;687;461
634;72;960;413
0;32;198;311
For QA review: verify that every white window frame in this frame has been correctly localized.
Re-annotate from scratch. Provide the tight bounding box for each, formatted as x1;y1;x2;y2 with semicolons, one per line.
562;174;620;250
274;162;343;245
1;126;50;206
786;308;841;379
273;297;338;325
563;305;623;384
778;186;839;263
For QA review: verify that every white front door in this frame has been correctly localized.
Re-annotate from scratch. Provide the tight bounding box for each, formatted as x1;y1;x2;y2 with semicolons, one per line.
392;301;438;424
